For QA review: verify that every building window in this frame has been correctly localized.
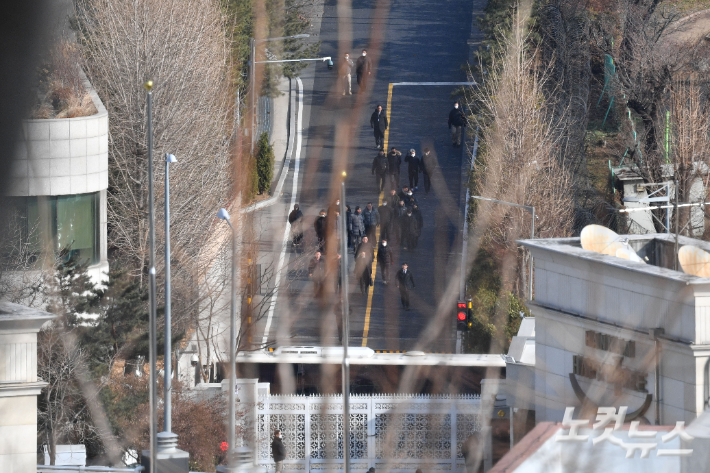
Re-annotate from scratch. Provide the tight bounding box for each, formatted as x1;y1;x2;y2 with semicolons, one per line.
0;193;100;268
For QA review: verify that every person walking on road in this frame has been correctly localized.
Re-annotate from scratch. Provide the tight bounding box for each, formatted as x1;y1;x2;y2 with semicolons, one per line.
372;150;389;191
400;209;419;250
388;188;399;208
345;205;352;250
411;203;423;248
288;204;304;247
448;101;467;147
314;209;327;252
370;105;388;150
341;53;354;95
349;206;366;250
387;147;402;188
394;199;407;245
378;200;393;241
363;202;380;240
272;430;286;473
404;149;421;190
308;251;326;297
395;263;416;310
355;250;373;294
377;239;393;284
421;148;432;193
355;236;375;264
356;49;372;92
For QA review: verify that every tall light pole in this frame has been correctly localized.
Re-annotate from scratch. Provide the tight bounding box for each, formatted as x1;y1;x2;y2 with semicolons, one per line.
250;34;310;154
160;153;178;448
339;174;351;473
144;80;158;473
217;208;238;468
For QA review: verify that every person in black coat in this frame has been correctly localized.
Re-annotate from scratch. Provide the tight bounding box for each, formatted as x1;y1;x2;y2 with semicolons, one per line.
377;239;393;283
354;250;373;294
355;49;372;92
400;209;419;250
272;430;286;472
377;200;393;242
314;210;327;252
411;203;424;248
370;105;388;149
393;199;407;245
387;147;402;189
395;263;416;309
448;101;467;147
288;204;304;246
388;188;399;208
421;148;433;193
404;149;421;190
371;150;389;192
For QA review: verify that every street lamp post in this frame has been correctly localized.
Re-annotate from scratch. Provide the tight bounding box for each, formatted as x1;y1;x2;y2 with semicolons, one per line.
339;176;351;473
160;153;178;447
470;196;535;300
217;208;238;468
249;34;310;154
144;80;158;473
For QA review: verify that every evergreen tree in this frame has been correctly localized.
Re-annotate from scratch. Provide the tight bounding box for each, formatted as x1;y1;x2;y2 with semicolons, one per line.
44;248;99;327
256;132;274;194
84;268;148;377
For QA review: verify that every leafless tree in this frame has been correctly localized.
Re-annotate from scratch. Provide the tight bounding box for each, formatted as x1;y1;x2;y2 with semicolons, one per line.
591;0;686;154
644;80;710;236
467;0;574;320
538;0;592;186
0;207;48;307
76;0;235;331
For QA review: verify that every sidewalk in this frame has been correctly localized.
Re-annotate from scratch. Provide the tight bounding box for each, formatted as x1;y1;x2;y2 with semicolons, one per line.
245;76;293;213
267;77;291;196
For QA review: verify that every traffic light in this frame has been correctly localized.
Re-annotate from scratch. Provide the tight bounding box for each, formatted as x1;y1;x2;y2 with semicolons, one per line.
457;301;468;331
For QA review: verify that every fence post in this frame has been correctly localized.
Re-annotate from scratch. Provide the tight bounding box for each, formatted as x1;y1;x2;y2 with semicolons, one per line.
451;402;458;471
305;395;311;471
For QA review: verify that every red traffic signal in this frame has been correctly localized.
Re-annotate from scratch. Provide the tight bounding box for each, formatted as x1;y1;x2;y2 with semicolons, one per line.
456;301;468;330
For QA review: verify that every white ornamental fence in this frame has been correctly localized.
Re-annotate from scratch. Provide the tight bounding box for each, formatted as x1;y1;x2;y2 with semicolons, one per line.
255;394;482;473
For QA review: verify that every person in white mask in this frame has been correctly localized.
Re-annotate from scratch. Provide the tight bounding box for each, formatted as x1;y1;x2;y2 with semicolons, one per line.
377;239;393;284
448;101;467;147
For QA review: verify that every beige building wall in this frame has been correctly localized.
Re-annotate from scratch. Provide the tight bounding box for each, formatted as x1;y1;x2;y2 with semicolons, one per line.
0;302;56;473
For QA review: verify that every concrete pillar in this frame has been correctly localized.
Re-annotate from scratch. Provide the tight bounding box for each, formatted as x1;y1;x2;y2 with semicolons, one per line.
0;302;56;473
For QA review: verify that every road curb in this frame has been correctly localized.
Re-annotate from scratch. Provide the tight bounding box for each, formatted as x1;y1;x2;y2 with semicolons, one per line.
244;78;298;213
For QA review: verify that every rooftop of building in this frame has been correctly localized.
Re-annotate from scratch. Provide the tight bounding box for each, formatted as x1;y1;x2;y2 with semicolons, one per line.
518;233;710;286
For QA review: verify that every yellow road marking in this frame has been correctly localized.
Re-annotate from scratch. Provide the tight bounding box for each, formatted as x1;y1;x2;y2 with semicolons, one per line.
362;82;394;347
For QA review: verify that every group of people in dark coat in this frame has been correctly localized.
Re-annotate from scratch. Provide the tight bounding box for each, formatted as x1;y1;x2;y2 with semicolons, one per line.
373;147;434;195
286;93;466;311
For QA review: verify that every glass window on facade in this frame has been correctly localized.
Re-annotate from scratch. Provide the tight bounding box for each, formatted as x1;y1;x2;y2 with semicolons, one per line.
0;193;100;268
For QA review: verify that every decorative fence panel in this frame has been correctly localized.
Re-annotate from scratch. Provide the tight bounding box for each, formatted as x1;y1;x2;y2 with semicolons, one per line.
256;394;481;473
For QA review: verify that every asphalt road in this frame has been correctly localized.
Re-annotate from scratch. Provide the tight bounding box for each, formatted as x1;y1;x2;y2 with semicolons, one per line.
252;0;477;352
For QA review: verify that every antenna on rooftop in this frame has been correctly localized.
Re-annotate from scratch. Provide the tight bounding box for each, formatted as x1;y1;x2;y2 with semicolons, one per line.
580;224;645;263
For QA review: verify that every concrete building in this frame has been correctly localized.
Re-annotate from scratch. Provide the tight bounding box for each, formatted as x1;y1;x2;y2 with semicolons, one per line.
508;233;710;426
5;70;109;288
0;301;55;473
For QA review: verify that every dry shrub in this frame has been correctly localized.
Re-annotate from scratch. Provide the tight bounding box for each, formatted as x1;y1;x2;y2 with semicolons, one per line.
31;41;97;119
